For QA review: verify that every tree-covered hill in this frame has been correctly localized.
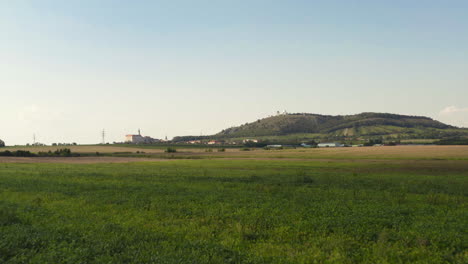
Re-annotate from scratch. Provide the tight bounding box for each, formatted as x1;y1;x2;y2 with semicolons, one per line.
214;112;467;139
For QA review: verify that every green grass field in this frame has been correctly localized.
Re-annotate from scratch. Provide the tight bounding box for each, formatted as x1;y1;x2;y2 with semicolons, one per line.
1;156;467;263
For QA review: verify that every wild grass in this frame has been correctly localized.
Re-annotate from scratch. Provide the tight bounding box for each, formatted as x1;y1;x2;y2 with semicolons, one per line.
0;159;467;263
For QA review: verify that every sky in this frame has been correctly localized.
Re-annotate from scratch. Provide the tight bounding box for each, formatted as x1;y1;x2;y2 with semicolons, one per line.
1;0;467;145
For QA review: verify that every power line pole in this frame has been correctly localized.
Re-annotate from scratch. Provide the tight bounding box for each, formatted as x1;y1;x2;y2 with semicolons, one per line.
33;134;36;145
102;129;105;144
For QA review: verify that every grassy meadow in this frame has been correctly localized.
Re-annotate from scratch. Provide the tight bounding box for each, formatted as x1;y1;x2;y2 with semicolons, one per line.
0;147;467;263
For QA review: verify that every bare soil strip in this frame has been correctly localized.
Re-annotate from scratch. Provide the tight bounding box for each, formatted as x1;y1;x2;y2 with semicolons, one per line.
1;156;468;167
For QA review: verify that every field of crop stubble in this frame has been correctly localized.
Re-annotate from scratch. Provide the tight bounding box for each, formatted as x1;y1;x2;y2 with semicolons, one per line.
0;146;467;263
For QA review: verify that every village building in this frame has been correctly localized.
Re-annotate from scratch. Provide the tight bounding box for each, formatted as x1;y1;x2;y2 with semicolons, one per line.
242;139;258;143
125;129;159;144
266;144;283;148
317;142;343;148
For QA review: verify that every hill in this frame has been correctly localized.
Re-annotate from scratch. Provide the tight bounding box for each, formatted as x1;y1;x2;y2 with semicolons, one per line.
214;112;468;141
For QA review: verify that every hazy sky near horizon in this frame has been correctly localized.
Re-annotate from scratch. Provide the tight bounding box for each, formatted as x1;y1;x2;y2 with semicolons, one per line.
1;0;467;145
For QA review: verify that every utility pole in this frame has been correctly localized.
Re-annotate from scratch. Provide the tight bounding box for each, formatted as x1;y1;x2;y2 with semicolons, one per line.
33;134;36;145
102;129;105;144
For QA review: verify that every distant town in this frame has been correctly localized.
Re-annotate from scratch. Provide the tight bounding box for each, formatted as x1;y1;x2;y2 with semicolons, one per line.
2;111;468;148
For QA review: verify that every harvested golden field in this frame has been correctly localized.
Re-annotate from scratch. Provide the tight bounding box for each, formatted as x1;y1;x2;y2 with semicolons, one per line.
2;145;468;160
2;145;242;154
0;156;169;164
2;145;166;154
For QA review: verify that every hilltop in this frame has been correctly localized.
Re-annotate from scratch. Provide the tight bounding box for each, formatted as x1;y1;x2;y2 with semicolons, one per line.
214;112;468;141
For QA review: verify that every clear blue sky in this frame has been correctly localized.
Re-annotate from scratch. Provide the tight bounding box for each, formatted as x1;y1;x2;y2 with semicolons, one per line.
1;0;467;145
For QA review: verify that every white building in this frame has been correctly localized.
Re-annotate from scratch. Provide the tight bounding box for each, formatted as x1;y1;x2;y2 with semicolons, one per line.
318;142;343;148
125;129;159;144
266;145;283;148
243;139;258;143
125;134;144;143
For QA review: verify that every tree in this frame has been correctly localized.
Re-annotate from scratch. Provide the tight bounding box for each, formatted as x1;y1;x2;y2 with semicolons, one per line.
0;139;4;147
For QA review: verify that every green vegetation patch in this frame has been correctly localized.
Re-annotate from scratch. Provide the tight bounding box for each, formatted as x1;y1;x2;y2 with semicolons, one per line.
0;160;467;263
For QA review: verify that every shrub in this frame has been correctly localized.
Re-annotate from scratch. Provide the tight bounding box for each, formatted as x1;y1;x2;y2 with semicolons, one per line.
0;150;36;157
37;149;78;157
0;150;13;156
217;148;226;152
54;148;72;157
435;138;468;145
17;150;36;157
165;147;177;153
